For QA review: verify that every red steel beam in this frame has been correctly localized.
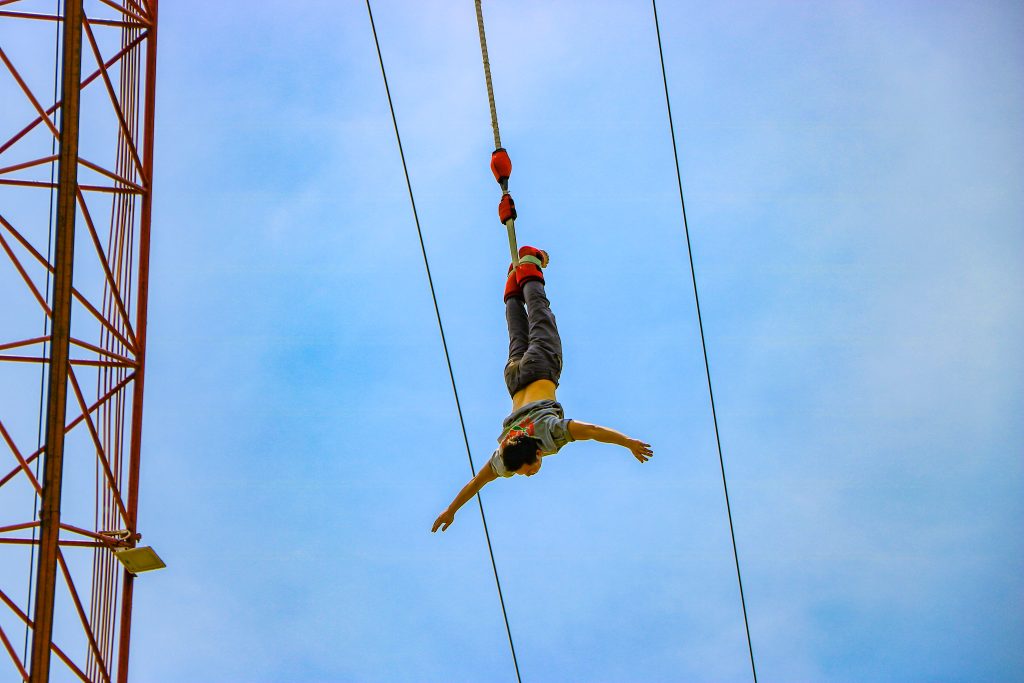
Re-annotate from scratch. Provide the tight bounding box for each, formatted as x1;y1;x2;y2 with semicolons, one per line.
56;551;110;682
117;3;158;679
0;214;138;351
0;336;49;352
0;30;146;156
0;47;62;139
29;1;85;680
0;356;134;369
94;0;148;25
0;372;136;489
67;369;130;525
0;179;141;193
0;11;143;29
0;420;42;494
0;230;52;313
0;540;110;549
0;155;147;195
0;621;29;681
76;190;137;344
82;18;146;181
0;154;59;175
1;587;91;683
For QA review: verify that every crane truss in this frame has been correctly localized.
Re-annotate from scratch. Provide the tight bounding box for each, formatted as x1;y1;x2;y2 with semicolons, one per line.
0;1;158;680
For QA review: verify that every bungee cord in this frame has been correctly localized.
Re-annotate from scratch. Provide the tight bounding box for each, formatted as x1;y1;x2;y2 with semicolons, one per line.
474;0;501;150
475;0;520;268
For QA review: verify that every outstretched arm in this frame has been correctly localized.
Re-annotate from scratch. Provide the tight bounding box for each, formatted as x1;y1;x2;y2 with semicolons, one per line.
568;420;653;463
432;463;499;533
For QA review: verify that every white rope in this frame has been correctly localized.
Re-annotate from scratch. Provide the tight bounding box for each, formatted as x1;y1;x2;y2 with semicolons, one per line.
475;0;501;150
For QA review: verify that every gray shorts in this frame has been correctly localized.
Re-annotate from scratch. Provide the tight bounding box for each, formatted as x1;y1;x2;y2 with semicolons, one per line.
504;280;563;397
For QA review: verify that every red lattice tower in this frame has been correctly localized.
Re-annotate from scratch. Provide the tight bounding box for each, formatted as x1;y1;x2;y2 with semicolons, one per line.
0;1;159;681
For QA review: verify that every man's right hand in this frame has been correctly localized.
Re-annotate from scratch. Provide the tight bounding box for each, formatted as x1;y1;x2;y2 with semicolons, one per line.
432;509;455;533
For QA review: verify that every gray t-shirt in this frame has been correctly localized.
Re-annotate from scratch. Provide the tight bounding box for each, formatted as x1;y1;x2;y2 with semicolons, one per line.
488;400;574;478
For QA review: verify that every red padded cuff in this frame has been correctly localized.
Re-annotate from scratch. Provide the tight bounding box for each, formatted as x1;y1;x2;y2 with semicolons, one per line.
503;267;521;302
515;259;544;287
518;245;545;262
491;148;512;184
498;194;517;224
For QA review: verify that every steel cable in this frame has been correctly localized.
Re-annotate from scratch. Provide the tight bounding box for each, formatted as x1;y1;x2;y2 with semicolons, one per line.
24;0;64;663
365;3;522;682
651;2;758;681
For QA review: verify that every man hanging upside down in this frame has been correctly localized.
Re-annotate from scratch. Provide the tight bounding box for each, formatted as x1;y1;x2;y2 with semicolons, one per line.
432;246;653;533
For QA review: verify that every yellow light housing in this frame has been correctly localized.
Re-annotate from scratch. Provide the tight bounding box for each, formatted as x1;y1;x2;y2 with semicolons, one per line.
113;546;166;574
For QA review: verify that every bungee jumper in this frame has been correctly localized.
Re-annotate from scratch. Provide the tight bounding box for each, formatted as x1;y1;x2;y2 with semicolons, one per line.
431;148;653;534
370;1;756;676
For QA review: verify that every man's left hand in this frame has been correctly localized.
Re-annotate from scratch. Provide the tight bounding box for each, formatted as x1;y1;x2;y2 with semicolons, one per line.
627;439;653;463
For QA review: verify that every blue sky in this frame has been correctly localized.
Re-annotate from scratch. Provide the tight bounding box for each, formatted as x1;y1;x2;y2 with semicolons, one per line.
3;1;1023;681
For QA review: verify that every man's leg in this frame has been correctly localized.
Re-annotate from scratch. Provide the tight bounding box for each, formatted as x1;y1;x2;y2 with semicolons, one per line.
519;279;563;386
504;277;530;398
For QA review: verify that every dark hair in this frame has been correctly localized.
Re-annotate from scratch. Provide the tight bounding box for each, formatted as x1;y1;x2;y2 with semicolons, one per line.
500;436;541;472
